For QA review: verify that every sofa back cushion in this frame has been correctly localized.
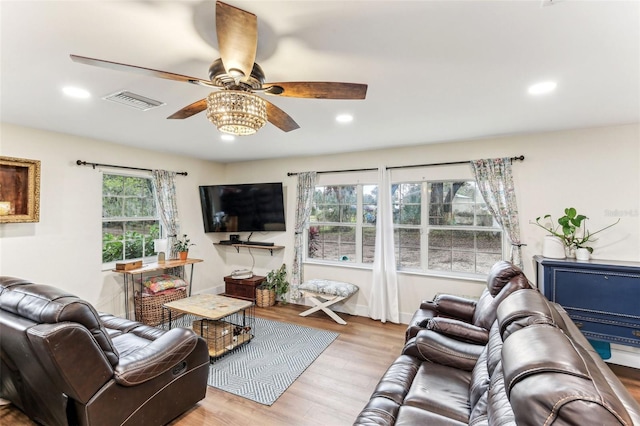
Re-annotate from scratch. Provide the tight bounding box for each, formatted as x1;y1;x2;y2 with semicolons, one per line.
496;288;568;340
0;277;119;365
472;261;531;330
502;324;632;425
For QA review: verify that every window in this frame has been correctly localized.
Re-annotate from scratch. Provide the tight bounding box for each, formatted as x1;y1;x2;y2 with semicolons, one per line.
393;180;502;275
102;173;160;265
307;184;377;265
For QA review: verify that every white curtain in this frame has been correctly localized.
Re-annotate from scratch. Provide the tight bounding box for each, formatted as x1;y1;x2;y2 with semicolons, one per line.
471;158;523;268
291;171;317;301
369;167;399;323
152;170;180;259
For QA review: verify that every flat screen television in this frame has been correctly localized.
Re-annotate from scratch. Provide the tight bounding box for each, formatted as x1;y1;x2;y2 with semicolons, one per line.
199;182;286;233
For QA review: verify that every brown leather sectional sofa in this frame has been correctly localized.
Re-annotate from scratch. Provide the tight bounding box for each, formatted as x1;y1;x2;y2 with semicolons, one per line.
0;277;210;426
354;262;640;425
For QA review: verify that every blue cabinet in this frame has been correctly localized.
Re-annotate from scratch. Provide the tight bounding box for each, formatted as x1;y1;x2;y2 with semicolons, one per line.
535;255;640;348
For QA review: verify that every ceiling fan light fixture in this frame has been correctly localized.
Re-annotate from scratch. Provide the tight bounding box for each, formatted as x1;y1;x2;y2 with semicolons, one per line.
206;91;267;136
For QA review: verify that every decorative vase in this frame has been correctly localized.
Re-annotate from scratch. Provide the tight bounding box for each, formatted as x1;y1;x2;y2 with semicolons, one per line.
178;251;188;261
542;235;565;259
575;248;590;261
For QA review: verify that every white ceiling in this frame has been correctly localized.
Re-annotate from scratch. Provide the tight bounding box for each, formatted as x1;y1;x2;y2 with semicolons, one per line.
1;1;638;163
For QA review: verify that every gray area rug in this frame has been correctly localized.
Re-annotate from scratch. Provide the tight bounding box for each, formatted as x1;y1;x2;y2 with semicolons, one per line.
165;315;339;405
208;317;339;405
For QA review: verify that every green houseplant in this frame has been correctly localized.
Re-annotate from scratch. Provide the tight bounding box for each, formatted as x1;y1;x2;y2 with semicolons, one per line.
256;264;289;307
173;234;195;260
532;207;619;257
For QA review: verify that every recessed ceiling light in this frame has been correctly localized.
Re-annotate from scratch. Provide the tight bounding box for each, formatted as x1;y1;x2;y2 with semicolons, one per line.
220;134;235;142
336;114;354;123
528;81;557;95
63;86;91;99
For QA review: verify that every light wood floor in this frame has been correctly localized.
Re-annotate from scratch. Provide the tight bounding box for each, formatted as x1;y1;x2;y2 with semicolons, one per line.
2;303;639;426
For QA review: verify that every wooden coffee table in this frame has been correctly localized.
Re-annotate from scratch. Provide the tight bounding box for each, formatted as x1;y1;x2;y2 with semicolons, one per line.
163;294;255;359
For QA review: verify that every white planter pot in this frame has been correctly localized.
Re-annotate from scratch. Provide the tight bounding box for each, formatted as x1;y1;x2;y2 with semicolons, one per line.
542;236;566;259
575;248;591;261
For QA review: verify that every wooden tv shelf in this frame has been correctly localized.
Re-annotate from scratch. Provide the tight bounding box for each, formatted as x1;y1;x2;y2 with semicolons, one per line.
215;243;284;255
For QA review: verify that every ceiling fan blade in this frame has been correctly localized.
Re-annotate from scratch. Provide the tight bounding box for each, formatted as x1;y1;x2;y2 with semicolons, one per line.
216;1;257;80
70;54;213;87
265;100;300;132
263;82;368;99
167;99;207;119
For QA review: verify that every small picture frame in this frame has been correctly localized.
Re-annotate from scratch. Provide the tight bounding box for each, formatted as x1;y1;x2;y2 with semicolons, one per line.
0;156;41;223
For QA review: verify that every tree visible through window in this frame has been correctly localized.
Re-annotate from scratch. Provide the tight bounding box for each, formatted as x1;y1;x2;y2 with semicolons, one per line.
393;181;502;275
102;174;160;264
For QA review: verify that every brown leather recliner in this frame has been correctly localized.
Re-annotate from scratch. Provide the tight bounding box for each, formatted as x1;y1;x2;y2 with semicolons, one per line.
405;261;532;342
0;277;210;426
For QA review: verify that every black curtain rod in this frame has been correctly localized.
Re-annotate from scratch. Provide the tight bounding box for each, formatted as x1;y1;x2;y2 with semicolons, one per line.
287;155;524;176
287;167;378;177
76;160;188;176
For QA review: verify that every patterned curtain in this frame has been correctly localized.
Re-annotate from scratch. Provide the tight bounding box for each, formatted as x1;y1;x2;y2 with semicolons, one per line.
291;172;317;301
152;170;180;259
471;158;523;268
369;167;399;323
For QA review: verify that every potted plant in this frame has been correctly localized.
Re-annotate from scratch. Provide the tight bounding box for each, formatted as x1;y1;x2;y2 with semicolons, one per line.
173;234;195;261
256;264;289;307
532;207;619;259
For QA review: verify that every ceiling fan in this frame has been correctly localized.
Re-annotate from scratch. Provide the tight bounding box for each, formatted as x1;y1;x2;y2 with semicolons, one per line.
70;1;368;136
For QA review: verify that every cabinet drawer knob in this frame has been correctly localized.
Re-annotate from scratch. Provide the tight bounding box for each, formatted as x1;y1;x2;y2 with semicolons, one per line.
633;330;640;337
575;322;584;329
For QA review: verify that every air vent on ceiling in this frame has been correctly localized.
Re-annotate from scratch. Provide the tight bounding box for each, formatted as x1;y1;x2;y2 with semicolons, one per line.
103;90;165;111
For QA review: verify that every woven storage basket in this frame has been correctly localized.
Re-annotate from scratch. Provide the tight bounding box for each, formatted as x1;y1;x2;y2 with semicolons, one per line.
193;319;233;357
255;288;276;307
134;288;186;326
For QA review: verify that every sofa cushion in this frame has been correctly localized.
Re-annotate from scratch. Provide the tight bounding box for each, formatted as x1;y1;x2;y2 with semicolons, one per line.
485;322;503;378
403;330;484;372
502;324;633;426
353;396;400;425
0;279;119;366
487;361;516;426
469;345;489;409
403;363;471;423
425;317;489;345
396;405;468;425
496;289;568;340
370;355;421;405
472;261;531;330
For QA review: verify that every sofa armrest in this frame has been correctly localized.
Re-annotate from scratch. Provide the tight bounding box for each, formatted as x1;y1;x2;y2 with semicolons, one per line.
403;329;484;371
425;317;489;345
27;322;114;403
431;294;477;323
114;328;199;386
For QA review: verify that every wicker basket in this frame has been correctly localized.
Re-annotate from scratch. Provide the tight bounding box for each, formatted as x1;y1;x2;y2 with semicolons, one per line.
134;288;186;326
255;288;276;307
192;319;234;357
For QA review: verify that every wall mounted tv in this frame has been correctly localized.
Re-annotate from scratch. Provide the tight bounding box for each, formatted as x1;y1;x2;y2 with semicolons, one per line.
199;182;286;233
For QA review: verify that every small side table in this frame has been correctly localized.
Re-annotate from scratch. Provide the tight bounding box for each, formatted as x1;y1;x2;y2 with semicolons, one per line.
223;275;266;301
112;258;203;319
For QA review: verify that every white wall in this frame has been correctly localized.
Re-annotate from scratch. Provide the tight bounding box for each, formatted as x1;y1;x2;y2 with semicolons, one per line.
0;123;226;316
2;122;639;327
223;123;640;324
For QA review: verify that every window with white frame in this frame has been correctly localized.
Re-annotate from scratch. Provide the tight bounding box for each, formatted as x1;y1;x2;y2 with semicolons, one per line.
392;180;503;275
102;173;160;265
307;184;378;265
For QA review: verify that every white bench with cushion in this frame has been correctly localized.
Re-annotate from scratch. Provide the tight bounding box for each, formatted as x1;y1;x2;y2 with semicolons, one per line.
298;279;359;325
